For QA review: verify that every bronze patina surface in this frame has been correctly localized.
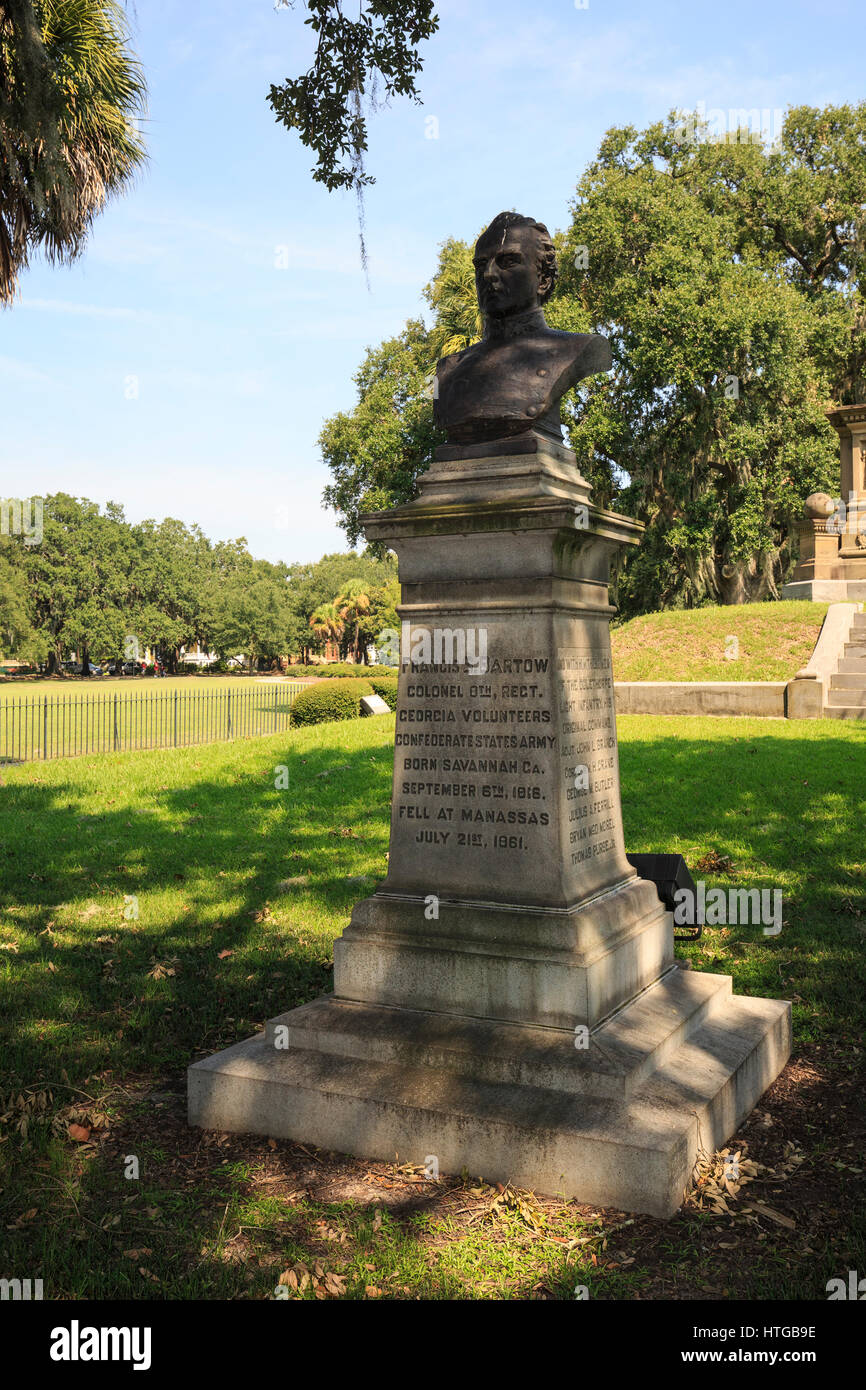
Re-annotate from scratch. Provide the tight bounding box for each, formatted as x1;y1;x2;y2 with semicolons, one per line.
433;211;611;448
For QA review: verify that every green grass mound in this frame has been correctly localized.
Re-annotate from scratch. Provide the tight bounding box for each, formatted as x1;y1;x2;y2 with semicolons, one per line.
611;601;830;683
289;677;373;726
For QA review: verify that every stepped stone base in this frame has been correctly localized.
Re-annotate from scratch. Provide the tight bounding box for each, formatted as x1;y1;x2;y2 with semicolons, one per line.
782;579;866;601
334;880;671;1031
188;967;791;1218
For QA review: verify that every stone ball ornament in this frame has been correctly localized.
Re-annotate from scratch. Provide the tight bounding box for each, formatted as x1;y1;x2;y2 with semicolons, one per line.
803;492;836;519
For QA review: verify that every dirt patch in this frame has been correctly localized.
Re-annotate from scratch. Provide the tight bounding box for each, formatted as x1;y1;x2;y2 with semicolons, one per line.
81;1042;866;1299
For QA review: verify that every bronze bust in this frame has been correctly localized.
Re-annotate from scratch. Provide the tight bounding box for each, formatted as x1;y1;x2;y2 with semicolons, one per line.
433;211;611;448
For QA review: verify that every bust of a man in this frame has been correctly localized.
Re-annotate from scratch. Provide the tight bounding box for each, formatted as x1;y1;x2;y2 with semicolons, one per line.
434;211;611;447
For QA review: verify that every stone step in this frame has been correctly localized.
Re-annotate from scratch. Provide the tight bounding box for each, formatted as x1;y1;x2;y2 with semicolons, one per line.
828;688;866;706
830;673;866;690
843;645;866;658
836;658;866;673
265;967;733;1102
187;992;790;1219
824;704;866;720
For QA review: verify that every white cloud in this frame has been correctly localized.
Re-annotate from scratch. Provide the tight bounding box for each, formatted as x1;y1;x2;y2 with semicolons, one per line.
0;355;52;386
19;298;163;324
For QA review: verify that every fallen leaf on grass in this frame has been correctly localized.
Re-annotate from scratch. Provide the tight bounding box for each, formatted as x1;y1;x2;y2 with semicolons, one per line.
279;1262;346;1298
687;1146;762;1211
217;949;234;960
147;959;178;979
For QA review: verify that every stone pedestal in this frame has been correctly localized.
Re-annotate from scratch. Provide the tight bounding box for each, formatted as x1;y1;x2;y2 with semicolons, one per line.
784;404;866;599
189;436;790;1217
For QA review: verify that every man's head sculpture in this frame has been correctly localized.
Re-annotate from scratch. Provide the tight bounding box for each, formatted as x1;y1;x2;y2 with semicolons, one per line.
473;212;559;320
434;210;611;448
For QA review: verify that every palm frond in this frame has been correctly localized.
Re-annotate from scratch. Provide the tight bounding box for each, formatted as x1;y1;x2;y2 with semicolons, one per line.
0;0;147;303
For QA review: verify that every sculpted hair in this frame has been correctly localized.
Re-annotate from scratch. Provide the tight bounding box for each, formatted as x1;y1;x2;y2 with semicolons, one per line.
478;211;558;305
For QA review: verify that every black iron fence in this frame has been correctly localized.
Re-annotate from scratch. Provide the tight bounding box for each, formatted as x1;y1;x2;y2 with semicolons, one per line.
0;684;305;763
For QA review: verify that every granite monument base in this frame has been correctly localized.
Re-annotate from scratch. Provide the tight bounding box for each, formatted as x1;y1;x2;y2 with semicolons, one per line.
188;969;790;1218
188;436;791;1217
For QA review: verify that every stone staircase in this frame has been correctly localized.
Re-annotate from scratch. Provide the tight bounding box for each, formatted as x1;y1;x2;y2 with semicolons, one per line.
826;611;866;720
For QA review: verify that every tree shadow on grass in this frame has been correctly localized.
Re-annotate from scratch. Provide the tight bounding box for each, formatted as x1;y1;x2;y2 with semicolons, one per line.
0;720;864;1298
0;726;395;1091
3;1052;861;1300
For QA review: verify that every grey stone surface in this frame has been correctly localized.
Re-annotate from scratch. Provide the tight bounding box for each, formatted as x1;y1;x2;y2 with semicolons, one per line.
614;681;787;718
782;579;866;601
360;693;391;716
189;356;793;1214
188;984;790;1219
265;967;731;1100
334;880;672;1030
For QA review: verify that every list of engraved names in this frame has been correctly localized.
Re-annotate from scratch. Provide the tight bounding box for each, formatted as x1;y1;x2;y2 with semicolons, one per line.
392;646;620;866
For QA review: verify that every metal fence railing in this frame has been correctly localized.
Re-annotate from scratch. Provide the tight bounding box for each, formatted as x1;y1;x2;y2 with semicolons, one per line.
0;684;304;763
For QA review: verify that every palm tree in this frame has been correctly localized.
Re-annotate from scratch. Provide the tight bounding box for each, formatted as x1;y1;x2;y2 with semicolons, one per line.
308;602;344;658
0;0;147;304
334;580;371;663
424;237;483;361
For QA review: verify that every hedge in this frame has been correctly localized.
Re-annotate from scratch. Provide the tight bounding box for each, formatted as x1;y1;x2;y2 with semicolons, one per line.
289;677;373;726
369;677;398;711
288;663;397;679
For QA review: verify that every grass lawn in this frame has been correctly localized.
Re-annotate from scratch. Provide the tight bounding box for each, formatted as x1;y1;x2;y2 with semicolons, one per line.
0;680;306;761
0;674;308;698
0;714;864;1300
611;601;830;682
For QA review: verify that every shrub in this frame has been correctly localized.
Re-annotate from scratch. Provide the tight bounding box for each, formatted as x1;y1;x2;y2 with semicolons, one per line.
369;677;398;710
288;663;396;679
289;677;373;726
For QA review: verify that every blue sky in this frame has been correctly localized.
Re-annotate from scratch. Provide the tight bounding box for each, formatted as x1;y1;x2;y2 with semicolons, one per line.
2;0;864;564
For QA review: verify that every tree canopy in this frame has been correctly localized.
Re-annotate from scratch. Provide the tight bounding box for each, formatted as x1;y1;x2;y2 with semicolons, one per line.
319;103;866;612
0;495;395;669
268;0;438;194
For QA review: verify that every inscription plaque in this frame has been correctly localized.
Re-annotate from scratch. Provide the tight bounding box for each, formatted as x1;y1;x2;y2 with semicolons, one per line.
382;626;632;908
